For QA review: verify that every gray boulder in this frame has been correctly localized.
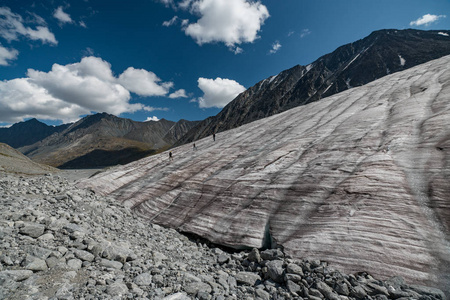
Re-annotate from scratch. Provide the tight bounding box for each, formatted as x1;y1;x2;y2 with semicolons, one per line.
260;249;283;261
106;282;129;297
315;281;340;300
24;245;52;260
184;282;212;295
266;260;285;283
351;285;367;299
20;222;45;238
0;270;33;281
235;272;261;286
248;248;262;263
286;280;302;294
62;223;86;239
92;241;137;263
66;258;82;270
134;272;152;286
255;288;270;300
99;258;123;270
72;249;95;262
286;263;304;276
22;255;48;271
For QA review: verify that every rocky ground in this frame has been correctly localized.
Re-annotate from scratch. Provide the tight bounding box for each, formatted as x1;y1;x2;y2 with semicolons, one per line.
0;143;57;175
0;172;445;299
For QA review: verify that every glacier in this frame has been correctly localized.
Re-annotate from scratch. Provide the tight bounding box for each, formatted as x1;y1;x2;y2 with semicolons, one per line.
81;55;450;292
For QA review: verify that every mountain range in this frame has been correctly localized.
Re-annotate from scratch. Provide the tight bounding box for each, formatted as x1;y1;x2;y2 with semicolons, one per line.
0;118;69;149
3;114;199;168
176;29;450;145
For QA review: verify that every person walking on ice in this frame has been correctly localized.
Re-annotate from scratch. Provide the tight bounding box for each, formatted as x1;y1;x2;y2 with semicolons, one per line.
213;133;216;141
169;151;173;161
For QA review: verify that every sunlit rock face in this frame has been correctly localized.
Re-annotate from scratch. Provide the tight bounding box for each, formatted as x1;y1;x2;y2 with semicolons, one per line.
81;56;450;292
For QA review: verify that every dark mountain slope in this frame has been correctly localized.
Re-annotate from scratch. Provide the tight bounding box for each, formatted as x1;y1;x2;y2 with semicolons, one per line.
176;29;450;145
0;118;70;148
19;113;199;168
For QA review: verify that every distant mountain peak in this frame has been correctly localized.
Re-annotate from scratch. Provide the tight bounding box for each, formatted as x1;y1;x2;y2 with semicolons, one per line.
0;118;70;148
25;117;40;123
13;118;44;127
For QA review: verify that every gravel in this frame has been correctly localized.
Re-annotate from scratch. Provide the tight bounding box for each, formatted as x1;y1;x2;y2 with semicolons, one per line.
0;171;445;299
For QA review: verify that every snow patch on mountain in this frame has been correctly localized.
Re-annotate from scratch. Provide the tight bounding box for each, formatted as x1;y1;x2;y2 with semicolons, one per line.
257;79;267;91
322;82;333;94
345;78;352;89
269;74;278;84
342;53;360;71
399;55;406;66
342;47;373;72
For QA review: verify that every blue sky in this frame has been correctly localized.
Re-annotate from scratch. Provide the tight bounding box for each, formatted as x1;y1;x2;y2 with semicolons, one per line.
0;0;449;126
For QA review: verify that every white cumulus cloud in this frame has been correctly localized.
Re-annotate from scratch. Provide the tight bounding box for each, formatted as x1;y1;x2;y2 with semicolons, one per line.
145;116;160;122
0;78;90;124
410;14;446;26
197;77;246;108
182;0;269;48
269;41;281;54
169;89;188;98
0;56;176;124
181;19;189;27
53;6;73;24
27;59;131;114
233;46;243;54
0;44;19;66
163;16;178;27
0;7;57;45
118;67;173;97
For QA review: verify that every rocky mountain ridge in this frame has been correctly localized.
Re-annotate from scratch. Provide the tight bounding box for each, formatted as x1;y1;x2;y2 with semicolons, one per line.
176;29;450;145
13;113;199;168
0;118;70;149
81;55;450;295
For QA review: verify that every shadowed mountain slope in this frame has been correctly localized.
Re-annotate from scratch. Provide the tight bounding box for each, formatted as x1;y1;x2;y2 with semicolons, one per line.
0;118;70;148
176;29;450;145
19;113;199;168
81;55;450;294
